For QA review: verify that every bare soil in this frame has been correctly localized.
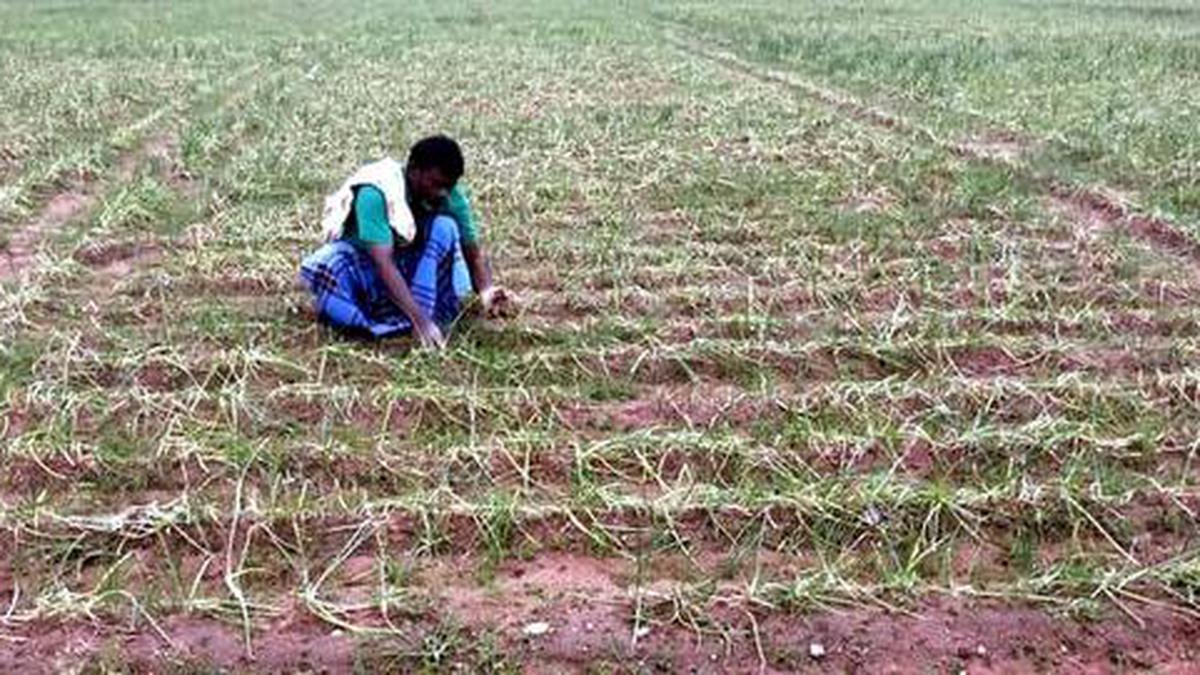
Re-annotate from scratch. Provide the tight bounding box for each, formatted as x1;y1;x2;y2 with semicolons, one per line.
75;240;165;296
1051;185;1200;265
0;181;94;282
557;384;772;433
1;552;1196;672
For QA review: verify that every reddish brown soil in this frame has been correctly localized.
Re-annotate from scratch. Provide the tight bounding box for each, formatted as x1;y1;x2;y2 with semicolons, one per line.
7;485;1192;570
941;311;1200;338
1051;185;1200;265
0;406;30;440
75;240;166;298
132;361;184;392
924;233;964;262
639;209;696;246
0;181;94;282
523;283;816;322
751;598;1199;673
524;256;1200;325
6;38;1200;675
4;417;1194;502
947;343;1183;377
1048;193;1110;243
1128;213;1200;263
861;285;922;311
1;553;1196;673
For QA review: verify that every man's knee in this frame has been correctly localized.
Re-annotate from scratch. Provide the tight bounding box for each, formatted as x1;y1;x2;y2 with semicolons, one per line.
428;215;460;248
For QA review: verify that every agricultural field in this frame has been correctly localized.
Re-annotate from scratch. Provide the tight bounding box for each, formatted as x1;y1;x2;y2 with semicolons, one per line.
1;0;1199;671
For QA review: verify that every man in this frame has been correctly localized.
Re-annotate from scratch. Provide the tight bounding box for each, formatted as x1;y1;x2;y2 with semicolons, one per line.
299;135;509;348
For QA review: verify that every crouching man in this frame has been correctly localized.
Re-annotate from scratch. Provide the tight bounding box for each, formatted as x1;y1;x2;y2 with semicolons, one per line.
299;135;509;348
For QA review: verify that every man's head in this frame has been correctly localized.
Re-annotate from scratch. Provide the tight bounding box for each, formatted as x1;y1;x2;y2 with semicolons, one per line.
406;135;464;204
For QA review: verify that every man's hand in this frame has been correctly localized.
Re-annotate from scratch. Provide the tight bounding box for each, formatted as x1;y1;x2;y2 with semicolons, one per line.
480;285;514;318
368;244;447;349
414;320;446;350
464;243;514;318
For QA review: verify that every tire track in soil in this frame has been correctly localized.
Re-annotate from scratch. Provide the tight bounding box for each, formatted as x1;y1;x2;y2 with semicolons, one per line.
662;28;1200;272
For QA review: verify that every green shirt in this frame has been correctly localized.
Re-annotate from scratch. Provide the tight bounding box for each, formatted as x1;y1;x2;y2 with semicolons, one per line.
442;184;478;246
343;183;479;250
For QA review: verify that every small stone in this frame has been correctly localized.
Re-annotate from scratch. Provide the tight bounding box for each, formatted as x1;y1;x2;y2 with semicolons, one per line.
861;505;885;527
976;645;988;657
634;626;651;639
522;621;551;637
809;642;826;659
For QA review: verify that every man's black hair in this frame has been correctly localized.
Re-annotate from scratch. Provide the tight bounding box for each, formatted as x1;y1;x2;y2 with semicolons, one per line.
408;135;464;181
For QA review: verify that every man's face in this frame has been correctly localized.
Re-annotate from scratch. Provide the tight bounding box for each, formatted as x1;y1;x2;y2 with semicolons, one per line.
409;166;455;204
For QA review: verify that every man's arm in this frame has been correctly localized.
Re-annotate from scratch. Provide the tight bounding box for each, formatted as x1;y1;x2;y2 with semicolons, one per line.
351;185;443;347
463;241;512;316
446;186;510;315
368;244;444;348
463;242;492;295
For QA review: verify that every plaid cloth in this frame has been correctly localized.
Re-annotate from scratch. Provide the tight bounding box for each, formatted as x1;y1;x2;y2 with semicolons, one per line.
299;232;465;338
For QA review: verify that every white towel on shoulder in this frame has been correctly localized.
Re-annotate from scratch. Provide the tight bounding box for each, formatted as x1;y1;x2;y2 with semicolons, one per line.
320;157;416;244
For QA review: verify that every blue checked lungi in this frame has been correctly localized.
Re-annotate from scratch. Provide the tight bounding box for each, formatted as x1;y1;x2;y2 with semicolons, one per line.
299;215;471;338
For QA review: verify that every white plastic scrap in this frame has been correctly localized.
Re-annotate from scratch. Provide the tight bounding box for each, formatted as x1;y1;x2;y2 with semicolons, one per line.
522;621;551;637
